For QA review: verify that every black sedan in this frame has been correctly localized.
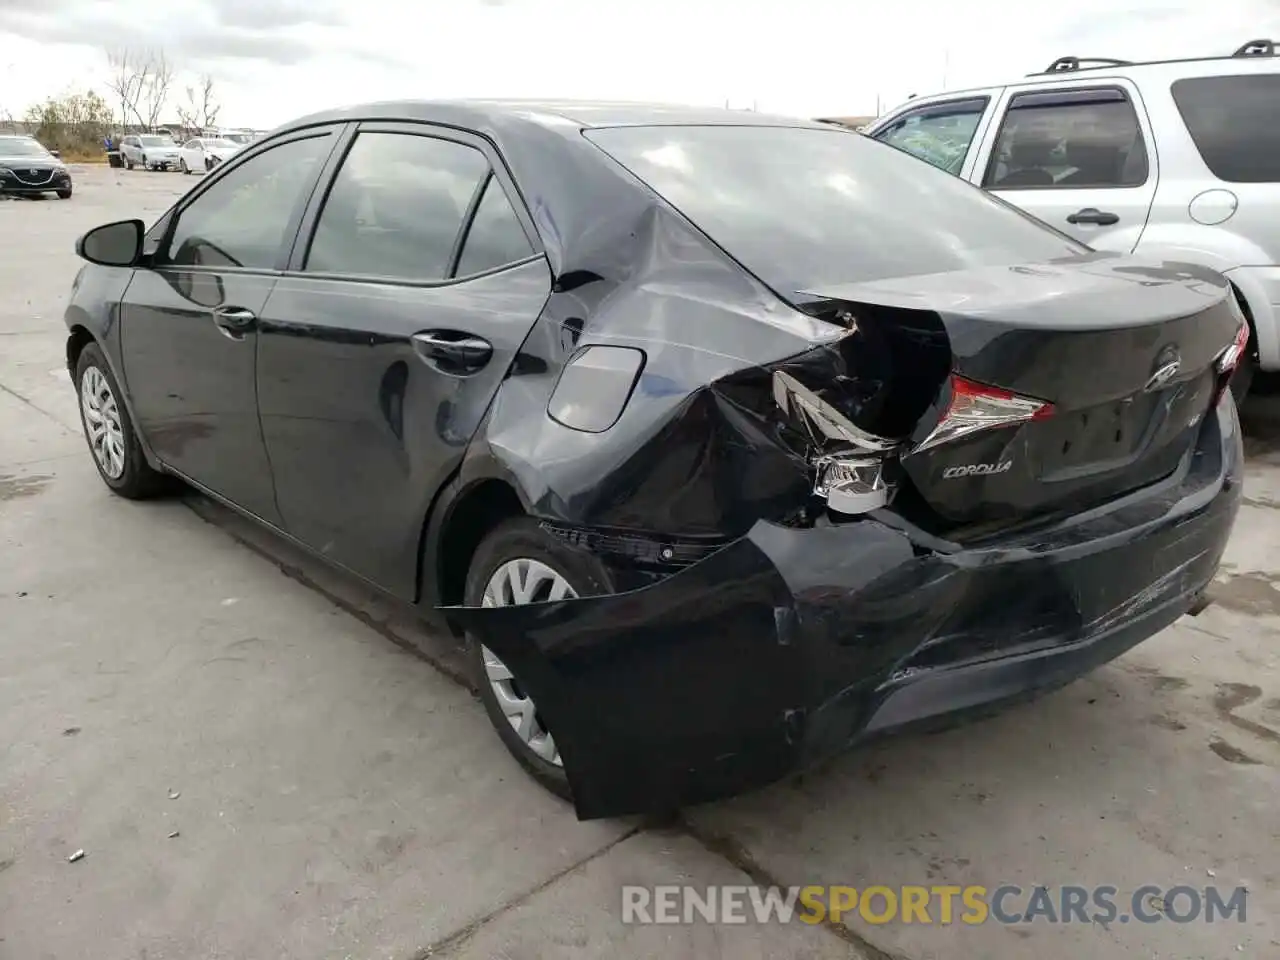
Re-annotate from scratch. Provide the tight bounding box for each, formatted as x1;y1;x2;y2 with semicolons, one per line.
64;100;1246;820
0;135;72;198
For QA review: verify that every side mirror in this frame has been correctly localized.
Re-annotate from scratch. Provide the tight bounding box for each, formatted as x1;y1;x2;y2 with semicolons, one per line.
76;219;145;267
49;149;62;159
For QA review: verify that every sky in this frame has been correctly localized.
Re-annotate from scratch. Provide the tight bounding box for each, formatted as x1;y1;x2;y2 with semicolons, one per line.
1;0;1278;130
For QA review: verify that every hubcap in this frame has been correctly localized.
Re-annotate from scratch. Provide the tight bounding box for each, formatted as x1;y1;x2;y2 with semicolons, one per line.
80;366;126;480
481;558;576;767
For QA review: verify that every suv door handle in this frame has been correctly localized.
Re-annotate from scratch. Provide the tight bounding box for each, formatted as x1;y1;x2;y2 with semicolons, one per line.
412;331;493;374
211;305;257;340
1066;208;1120;226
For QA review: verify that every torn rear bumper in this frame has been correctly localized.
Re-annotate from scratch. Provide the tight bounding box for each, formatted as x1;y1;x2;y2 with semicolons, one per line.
447;400;1243;820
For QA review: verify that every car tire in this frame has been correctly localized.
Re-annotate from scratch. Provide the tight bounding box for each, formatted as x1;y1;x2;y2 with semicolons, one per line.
125;158;133;170
57;187;72;199
180;159;189;174
463;516;616;801
74;342;170;500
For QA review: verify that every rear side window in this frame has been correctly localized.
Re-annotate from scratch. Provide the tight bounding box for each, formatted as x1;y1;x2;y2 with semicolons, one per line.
982;88;1149;190
306;131;488;282
585;125;1084;296
1171;75;1280;183
454;175;534;277
874;98;989;175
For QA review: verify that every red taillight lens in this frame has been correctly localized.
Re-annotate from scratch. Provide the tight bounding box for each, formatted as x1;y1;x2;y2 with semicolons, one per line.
913;374;1055;454
1211;322;1251;407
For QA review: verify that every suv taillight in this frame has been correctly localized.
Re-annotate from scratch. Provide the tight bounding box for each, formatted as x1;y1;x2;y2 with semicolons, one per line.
914;375;1056;454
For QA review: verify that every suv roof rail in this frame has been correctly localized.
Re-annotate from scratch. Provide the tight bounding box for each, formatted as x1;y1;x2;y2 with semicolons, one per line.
1032;39;1276;75
1233;38;1276;57
1035;56;1133;75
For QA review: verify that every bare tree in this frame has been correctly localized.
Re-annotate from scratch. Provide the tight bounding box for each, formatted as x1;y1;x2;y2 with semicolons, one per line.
174;96;199;135
104;48;149;128
140;50;174;130
174;73;220;136
196;74;220;129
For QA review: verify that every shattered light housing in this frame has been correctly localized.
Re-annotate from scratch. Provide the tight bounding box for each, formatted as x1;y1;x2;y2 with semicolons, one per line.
772;368;904;516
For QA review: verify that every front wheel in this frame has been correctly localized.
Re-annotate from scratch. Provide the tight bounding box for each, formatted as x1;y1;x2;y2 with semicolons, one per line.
180;159;189;174
75;343;170;499
57;187;72;199
464;517;615;801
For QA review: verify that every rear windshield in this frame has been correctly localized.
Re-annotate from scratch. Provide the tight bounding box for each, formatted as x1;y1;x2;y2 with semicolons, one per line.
139;136;169;146
584;125;1084;295
1171;75;1280;183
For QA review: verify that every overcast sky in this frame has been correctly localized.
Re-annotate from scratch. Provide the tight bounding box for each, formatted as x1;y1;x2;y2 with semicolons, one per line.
1;0;1277;129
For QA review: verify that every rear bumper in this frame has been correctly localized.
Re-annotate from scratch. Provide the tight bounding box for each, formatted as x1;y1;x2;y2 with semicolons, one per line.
448;398;1243;820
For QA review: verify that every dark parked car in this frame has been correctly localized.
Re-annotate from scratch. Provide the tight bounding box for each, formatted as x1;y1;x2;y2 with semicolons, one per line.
64;101;1246;820
0;135;72;198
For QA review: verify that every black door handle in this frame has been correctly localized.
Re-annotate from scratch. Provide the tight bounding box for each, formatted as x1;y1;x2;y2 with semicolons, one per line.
1066;208;1120;226
412;331;493;374
211;305;257;340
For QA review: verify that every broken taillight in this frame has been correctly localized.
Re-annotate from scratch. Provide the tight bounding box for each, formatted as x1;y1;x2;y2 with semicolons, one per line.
1211;322;1251;408
912;375;1056;455
772;369;903;516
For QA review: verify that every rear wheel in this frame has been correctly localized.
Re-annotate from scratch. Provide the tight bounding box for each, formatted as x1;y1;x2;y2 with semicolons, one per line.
464;517;615;800
74;342;170;499
125;158;134;170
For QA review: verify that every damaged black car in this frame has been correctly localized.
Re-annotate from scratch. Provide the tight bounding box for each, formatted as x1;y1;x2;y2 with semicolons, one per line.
64;101;1246;820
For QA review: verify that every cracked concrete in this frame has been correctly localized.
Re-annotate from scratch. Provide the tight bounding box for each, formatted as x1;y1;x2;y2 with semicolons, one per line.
3;166;1279;960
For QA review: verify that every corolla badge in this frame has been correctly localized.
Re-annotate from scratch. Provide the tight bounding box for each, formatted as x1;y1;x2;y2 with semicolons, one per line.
1144;346;1181;392
942;460;1012;479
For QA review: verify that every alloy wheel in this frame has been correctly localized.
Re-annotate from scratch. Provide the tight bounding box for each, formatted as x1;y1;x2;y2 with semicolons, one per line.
80;366;126;480
480;558;575;766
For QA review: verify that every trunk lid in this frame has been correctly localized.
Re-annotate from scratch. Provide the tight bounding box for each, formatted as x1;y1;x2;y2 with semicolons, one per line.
802;254;1243;532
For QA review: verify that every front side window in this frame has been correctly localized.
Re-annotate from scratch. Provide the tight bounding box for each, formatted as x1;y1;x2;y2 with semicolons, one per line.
982;89;1149;190
875;98;988;175
1172;75;1280;183
306;131;489;282
166;134;332;270
586;124;1084;296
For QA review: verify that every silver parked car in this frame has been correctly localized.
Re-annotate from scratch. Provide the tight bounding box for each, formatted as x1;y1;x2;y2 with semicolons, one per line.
865;38;1279;399
118;134;182;172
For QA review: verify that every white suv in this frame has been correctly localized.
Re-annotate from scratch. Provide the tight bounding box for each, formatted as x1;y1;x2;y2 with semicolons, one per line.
865;38;1279;398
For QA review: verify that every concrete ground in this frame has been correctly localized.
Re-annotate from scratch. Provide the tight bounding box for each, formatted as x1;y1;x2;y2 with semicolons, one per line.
2;165;1278;960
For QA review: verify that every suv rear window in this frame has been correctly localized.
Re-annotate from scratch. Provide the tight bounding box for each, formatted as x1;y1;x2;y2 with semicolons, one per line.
585;125;1084;296
1171;75;1280;183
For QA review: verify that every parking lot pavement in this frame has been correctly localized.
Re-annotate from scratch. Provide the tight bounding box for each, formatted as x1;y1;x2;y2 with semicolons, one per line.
2;165;1278;959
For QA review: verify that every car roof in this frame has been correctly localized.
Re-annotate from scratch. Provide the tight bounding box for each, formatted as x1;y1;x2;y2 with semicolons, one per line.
277;98;823;136
259;98;850;285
